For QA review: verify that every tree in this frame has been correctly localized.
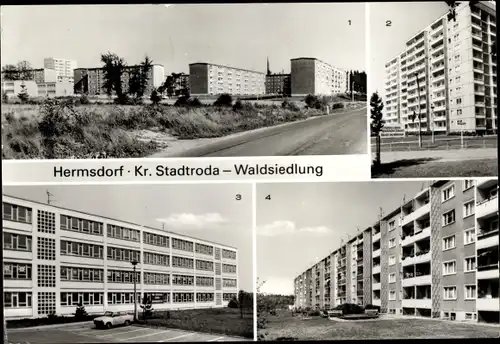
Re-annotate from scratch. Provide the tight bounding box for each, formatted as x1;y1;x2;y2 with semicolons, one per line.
101;52;127;97
74;302;89;319
140;296;154;322
17;61;34;80
1;64;19;80
256;279;268;341
370;92;385;167
237;290;253;319
150;88;161;105
2;90;9;104
139;55;154;96
17;83;29;103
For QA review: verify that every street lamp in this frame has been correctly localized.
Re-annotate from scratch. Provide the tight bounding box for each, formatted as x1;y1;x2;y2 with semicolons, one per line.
431;104;435;144
131;259;139;322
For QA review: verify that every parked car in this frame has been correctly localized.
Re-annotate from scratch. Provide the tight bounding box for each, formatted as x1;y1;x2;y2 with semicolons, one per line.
94;311;134;329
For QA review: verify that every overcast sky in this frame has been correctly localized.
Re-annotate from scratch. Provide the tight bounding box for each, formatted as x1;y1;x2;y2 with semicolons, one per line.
3;184;253;292
256;181;429;295
369;2;450;95
1;3;365;75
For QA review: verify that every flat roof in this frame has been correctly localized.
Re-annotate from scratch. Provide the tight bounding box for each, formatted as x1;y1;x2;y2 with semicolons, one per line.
2;194;237;250
74;63;163;71
189;62;265;75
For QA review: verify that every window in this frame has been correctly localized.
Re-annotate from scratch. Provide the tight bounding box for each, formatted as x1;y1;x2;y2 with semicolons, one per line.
455;76;461;83
60;240;103;259
61;266;104;282
107;246;140;263
196;293;214;303
61;292;103;306
107;269;140;284
443;261;456;275
3;232;32;251
389;291;396;301
389;273;396;283
442;184;455;202
2;203;32;223
172;238;194;252
60;215;103;236
3;262;32;280
143;252;169;266
443;286;457;300
172;274;194;286
457;109;462;115
196;276;215;287
222;263;237;274
443;210;455;226
443;235;456;251
196;259;214;271
463;201;474;218
463;180;474;190
464;257;476;272
108;225;140;242
463;285;477;300
143;231;169;247
173;292;194;303
4;292;32;308
389;238;396;248
464;228;475;245
223;293;237;301
107;292;139;305
222;278;237;288
389;256;396;266
222;249;237;260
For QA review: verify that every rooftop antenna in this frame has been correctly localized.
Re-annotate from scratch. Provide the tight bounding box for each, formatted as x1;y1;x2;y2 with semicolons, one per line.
46;190;54;205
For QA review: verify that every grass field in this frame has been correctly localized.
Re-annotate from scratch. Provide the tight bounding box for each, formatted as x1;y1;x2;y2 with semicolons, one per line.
143;307;253;339
371;136;498;152
1;99;363;159
372;158;498;178
260;311;500;340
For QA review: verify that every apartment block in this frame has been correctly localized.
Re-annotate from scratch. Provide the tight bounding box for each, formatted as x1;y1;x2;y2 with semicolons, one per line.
293;179;499;324
265;73;291;96
290;58;348;97
0;80;38;99
2;195;239;320
73;64;165;97
43;58;77;83
189;63;265;96
383;1;497;134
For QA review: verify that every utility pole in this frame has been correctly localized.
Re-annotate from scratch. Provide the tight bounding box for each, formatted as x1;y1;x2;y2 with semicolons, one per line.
430;104;435;144
46;190;54;205
415;73;423;147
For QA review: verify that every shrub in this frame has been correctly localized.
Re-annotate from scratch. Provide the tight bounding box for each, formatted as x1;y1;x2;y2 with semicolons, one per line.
331;102;344;110
233;99;243;111
114;94;133;105
213;93;233;106
304;94;318;108
228;297;240;308
150;89;162;105
79;93;90;105
282;99;300;111
74;303;89;319
2;90;8;104
307;310;320;317
140;296;154;321
338;303;364;315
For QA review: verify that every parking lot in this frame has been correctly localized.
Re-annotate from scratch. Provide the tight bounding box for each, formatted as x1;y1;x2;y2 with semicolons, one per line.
7;322;248;343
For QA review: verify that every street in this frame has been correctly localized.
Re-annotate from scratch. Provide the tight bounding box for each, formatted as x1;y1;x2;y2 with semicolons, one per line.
153;107;367;157
6;322;248;343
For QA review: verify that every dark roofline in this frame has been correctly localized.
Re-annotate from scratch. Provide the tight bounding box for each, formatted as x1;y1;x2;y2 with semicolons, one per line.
189;62;265;75
2;194;237;250
74;64;163;71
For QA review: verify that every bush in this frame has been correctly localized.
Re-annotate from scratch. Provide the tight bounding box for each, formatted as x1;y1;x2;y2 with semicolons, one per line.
228;297;240;309
307;310;320;317
331;102;344;110
282;99;300;111
150;89;162;105
233;99;243;111
2;90;9;104
114;94;133;105
213;93;233;106
74;303;88;319
79;93;90;105
304;94;318;108
364;304;381;312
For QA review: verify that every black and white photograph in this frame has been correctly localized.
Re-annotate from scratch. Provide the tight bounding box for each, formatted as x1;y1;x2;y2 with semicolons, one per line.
369;1;498;178
2;184;253;343
256;180;499;341
1;3;367;159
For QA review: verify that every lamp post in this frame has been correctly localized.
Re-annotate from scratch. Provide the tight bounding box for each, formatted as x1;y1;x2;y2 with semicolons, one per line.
431;104;435;144
131;259;139;322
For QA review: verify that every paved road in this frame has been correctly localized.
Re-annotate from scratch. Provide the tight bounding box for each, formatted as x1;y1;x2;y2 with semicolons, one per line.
156;107;367;157
7;323;247;343
375;148;498;163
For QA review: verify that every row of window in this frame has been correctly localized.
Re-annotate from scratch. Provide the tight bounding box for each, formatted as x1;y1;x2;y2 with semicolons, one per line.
172;238;193;252
61;240;103;259
107;246;141;262
195;243;214;256
143;232;169;247
223;293;237;301
4;232;32;251
222;264;237;274
222;249;237;260
61;266;104;282
223;278;237;288
197;276;214;287
107;224;140;242
107;269;141;283
3;203;32;223
196;259;213;271
143;252;169;266
61;215;104;236
144;272;170;285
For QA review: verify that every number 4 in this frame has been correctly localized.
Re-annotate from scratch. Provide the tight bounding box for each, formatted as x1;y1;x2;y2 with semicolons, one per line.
265;195;271;200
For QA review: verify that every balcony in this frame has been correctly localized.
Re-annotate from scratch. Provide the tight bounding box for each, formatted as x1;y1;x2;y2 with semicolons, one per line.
476;197;498;219
402;274;432;287
477;267;500;280
402;298;432;309
402;251;431;267
373;249;381;258
373;283;381;290
477;232;499;250
372;299;381;306
372;265;381;274
413;203;430;220
477;298;500;311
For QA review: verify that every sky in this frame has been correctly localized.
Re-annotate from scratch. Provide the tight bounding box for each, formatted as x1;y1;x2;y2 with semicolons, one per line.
369;1;450;96
256;181;429;296
3;184;253;292
1;3;365;75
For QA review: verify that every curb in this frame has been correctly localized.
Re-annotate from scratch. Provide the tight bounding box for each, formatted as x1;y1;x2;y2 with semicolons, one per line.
7;321;93;333
133;322;249;340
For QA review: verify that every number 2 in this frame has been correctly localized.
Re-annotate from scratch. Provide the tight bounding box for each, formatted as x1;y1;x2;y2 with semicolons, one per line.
386;20;392;27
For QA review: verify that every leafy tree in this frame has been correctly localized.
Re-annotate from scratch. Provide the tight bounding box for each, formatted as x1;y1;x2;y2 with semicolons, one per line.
214;93;233;107
74;302;89;319
101;52;127;97
17;61;34;80
2;64;19;80
139;55;154;96
370;92;385;167
17;83;29;103
140;296;154;322
150;88;161;105
237;290;253;319
256;279;268;341
227;297;239;308
2;90;9;103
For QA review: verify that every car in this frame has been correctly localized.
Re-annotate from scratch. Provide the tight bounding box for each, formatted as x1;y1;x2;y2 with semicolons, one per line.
94;311;134;329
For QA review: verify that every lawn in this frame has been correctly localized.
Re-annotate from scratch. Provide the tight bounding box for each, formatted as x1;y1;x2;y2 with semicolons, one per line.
372;158;498;178
371;137;498;152
260;311;500;340
142;307;254;339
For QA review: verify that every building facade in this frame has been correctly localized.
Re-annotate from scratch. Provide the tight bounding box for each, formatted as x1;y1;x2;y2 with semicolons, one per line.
2;195;239;320
43;58;77;83
0;80;38;99
1;68;74;98
189;63;265;96
73;64;165;97
265;73;291;96
290;58;348;97
294;179;499;324
384;1;497;134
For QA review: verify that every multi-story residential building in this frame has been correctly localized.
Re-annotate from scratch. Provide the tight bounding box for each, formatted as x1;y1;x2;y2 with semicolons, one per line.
73;64;165;97
189;62;265;96
265;73;292;96
290;58;348;97
293;179;499;324
1;68;74;98
0;80;39;99
383;1;497;134
1;68;57;84
2;195;239;320
43;58;77;83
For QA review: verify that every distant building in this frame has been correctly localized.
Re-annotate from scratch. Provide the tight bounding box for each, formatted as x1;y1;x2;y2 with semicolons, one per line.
74;64;165;96
291;57;348;97
1;68;56;84
189;62;265;96
174;73;190;96
265;73;291;96
1;80;38;98
38;82;74;98
43;58;77;83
